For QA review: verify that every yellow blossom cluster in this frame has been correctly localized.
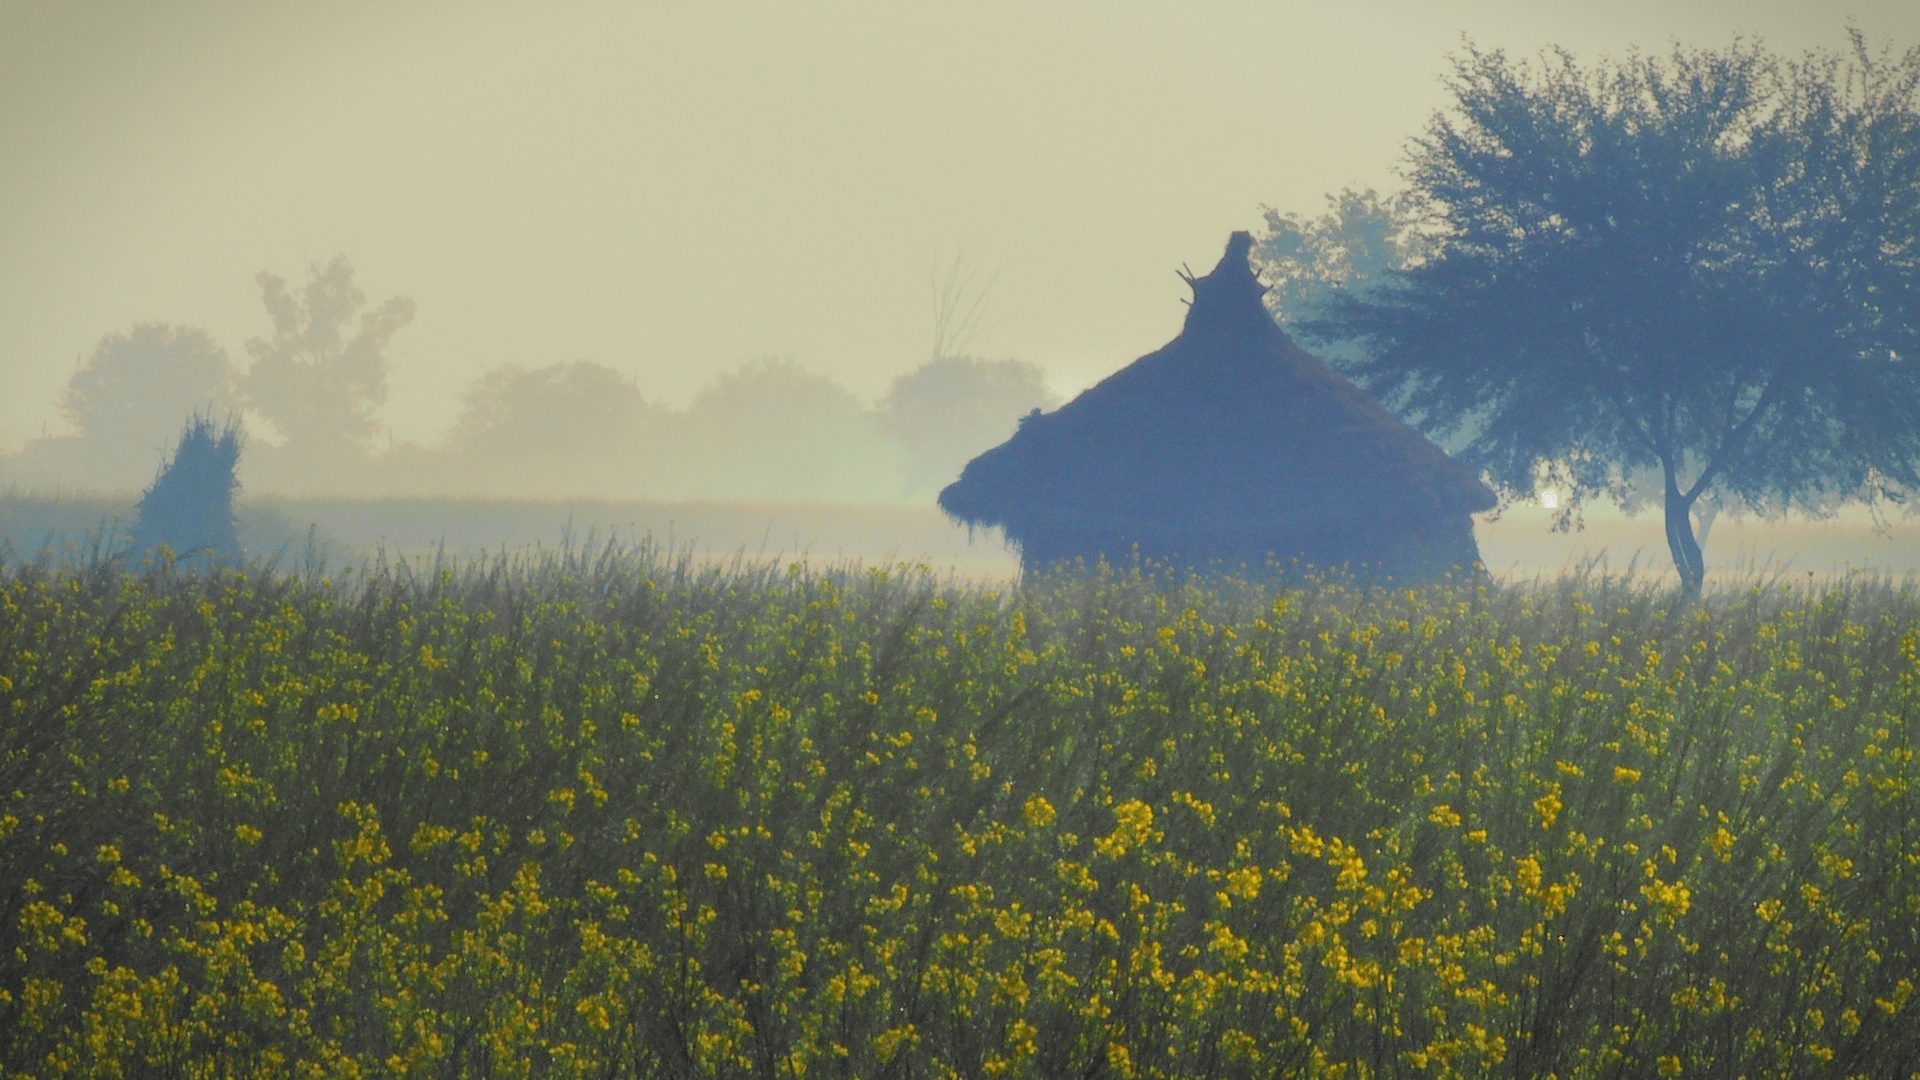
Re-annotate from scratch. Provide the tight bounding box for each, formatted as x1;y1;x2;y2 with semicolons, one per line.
1;553;1918;1076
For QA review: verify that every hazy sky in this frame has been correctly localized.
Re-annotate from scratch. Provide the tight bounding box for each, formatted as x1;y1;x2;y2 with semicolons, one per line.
4;0;1915;454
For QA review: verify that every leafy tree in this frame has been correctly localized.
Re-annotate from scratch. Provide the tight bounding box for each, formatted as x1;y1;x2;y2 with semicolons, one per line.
442;361;657;496
1325;35;1920;594
243;257;415;463
1255;188;1426;360
57;323;238;483
1259;190;1716;526
671;358;903;503
879;357;1056;497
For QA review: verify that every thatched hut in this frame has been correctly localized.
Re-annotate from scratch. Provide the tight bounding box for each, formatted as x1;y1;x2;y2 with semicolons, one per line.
938;232;1496;580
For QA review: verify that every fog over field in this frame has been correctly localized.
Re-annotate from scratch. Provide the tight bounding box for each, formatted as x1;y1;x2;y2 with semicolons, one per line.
2;1;1918;579
15;11;1920;1074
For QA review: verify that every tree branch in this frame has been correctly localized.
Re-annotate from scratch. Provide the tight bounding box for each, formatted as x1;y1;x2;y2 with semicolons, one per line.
1683;371;1791;503
1583;332;1664;460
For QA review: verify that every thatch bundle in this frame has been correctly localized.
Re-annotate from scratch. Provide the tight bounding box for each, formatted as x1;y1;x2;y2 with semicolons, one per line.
939;232;1495;579
130;415;244;565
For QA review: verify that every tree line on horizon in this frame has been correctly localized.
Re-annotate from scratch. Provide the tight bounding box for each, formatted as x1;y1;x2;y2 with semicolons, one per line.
0;257;1056;506
5;31;1917;593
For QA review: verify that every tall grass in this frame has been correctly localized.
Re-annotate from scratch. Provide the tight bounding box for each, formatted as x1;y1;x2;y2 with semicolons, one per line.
1;546;1916;1077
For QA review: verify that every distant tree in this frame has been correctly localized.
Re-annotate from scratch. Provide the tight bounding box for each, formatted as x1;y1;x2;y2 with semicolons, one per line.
443;361;656;496
129;413;244;565
1323;35;1920;594
1254;188;1426;362
56;323;238;484
674;358;903;502
928;251;998;361
880;357;1056;496
243;257;414;465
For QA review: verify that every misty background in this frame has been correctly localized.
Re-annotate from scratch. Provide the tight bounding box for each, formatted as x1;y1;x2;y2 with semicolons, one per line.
6;254;1055;506
4;1;1919;577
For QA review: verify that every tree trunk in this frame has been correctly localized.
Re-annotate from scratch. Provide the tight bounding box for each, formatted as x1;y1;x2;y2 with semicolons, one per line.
1664;485;1706;599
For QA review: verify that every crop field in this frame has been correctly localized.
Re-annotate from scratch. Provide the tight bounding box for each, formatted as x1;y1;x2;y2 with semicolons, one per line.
2;546;1917;1077
9;491;1920;583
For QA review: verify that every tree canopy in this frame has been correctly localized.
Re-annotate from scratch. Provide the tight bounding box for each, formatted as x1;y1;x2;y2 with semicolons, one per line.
243;257;415;462
1256;188;1425;343
442;361;658;497
59;323;238;484
1324;34;1920;593
672;358;904;503
880;357;1056;498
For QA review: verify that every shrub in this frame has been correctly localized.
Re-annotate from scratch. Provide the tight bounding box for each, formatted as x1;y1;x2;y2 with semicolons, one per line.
127;414;243;565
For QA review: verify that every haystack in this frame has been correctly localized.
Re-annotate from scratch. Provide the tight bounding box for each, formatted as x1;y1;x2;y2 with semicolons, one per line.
938;232;1495;580
130;414;244;565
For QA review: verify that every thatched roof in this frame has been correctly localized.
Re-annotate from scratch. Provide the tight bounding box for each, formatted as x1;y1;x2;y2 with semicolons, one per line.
938;232;1495;564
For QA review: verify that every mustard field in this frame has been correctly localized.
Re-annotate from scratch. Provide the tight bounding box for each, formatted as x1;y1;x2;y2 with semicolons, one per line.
2;548;1917;1077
